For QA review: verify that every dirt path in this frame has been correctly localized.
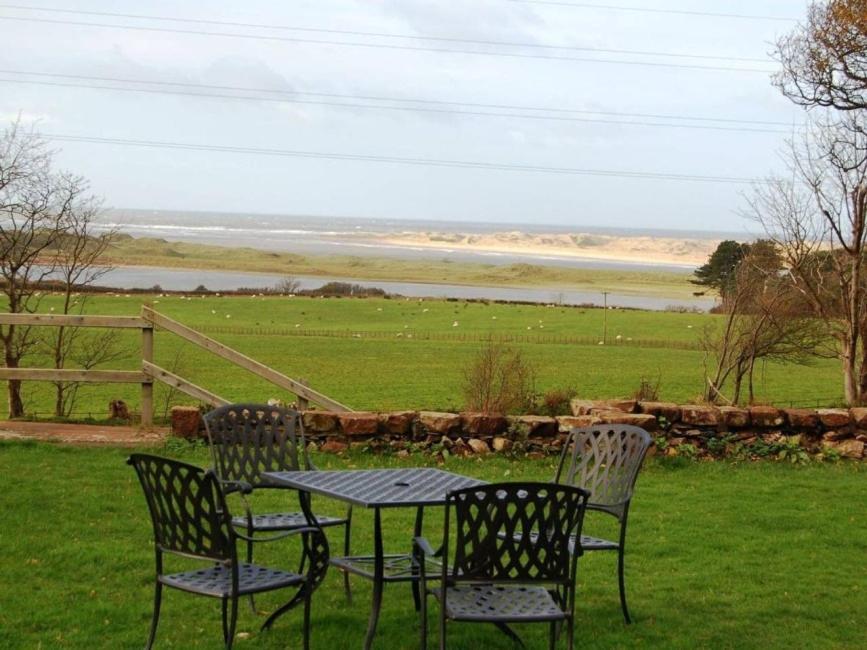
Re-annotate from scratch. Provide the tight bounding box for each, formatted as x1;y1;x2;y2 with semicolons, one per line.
0;420;168;446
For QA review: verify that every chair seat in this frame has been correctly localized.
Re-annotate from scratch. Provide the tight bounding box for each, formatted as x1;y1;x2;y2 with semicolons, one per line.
231;512;346;532
433;584;567;622
160;562;304;597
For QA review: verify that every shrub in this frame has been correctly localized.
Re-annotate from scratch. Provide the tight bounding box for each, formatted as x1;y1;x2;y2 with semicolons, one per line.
462;341;536;415
633;375;661;401
539;387;575;416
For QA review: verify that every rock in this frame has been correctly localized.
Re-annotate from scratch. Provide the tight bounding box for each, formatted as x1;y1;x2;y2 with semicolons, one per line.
822;429;851;442
460;412;508;437
762;431;783;444
718;406;750;429
668;437;686;446
320;438;348;454
850;407;867;430
785;408;820;430
680;405;720;427
379;411;417;435
855;434;867;443
418;411;462;435
467;438;491;455
569;399;596;416
682;429;703;438
395;449;410;459
593;411;658;431
302;411;339;434
827;438;865;459
638;402;681;423
171;406;201;439
817;409;851;430
511;415;559;437
748;406;786;428
451;438;470;457
337;412;380;436
556;415;600;432
492;436;513;452
597;399;638;413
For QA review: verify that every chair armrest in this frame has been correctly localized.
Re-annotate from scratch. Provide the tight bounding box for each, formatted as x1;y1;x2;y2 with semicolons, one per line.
219;479;253;495
414;536;436;558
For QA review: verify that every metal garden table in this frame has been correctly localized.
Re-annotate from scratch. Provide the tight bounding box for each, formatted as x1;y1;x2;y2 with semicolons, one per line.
264;467;486;649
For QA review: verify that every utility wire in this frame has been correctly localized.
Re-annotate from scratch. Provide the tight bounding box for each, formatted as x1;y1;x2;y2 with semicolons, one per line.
1;75;793;134
0;69;794;127
0;3;770;63
505;0;796;22
0;14;775;73
42;132;757;184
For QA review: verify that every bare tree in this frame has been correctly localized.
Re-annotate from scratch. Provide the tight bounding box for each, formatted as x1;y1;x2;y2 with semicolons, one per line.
275;276;301;294
42;191;118;416
774;0;867;111
0;121;69;417
745;116;867;404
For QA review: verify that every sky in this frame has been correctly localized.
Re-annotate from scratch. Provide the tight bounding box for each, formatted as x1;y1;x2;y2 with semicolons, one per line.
0;1;807;233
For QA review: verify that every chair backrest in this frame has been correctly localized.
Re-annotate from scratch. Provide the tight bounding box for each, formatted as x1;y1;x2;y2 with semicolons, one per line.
203;403;308;488
127;453;235;563
444;483;590;586
555;425;652;517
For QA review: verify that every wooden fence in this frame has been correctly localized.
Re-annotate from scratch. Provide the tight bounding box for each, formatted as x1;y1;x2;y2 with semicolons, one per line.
0;306;351;426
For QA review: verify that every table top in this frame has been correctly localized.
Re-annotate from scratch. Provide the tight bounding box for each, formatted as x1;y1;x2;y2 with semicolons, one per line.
263;467;486;508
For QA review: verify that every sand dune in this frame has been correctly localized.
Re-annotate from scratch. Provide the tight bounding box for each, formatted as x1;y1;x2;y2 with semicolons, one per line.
383;230;718;267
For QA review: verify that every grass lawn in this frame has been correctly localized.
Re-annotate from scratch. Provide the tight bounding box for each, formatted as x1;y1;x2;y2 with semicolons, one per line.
1;294;846;419
0;441;864;649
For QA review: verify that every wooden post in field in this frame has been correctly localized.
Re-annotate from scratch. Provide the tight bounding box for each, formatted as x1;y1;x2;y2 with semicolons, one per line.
141;304;154;428
296;377;309;411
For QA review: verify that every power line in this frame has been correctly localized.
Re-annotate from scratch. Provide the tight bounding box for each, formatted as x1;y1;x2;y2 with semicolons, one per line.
0;69;794;127
505;0;797;22
0;4;771;63
0;14;775;73
0;74;794;134
41;132;758;184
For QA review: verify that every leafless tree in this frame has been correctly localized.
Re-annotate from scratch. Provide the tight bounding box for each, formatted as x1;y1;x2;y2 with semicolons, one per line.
41;192;119;416
275;276;301;294
744;115;867;404
774;0;867;111
0;121;68;417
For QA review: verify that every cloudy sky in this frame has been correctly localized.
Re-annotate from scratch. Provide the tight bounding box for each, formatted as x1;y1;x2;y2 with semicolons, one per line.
1;1;806;232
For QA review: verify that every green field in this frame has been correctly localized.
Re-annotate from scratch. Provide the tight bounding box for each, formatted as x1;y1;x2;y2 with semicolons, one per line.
0;294;845;420
0;441;864;649
102;236;696;298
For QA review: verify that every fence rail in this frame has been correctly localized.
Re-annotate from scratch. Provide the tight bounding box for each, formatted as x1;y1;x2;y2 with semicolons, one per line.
196;325;703;351
0;306;351;426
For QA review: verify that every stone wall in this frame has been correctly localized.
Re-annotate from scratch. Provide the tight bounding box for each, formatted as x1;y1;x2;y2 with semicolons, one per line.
170;400;867;461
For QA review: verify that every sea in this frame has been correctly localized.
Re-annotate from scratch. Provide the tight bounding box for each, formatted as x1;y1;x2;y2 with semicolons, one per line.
93;209;730;310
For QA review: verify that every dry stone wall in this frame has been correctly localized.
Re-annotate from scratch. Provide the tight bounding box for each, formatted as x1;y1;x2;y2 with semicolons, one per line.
170;400;867;461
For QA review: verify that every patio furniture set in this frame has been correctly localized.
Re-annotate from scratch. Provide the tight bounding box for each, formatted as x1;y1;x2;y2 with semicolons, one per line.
128;403;652;649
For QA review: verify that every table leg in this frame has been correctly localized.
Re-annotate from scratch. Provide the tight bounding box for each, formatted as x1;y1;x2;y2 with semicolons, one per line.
411;506;425;611
363;506;384;650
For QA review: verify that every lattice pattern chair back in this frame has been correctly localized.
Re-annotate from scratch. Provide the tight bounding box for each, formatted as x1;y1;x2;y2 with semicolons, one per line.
128;453;234;562
556;425;652;518
203;403;308;488
445;483;590;585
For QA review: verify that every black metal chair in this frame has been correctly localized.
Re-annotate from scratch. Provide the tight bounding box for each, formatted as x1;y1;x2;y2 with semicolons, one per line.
203;403;353;603
415;483;591;650
555;425;652;624
127;453;329;650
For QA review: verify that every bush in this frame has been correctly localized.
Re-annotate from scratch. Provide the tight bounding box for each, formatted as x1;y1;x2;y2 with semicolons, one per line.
633;375;661;401
539;387;575;416
462;341;536;415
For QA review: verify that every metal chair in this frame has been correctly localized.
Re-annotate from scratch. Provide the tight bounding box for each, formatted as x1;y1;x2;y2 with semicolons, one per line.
415;482;591;650
555;425;652;624
127;453;329;650
203;403;353;602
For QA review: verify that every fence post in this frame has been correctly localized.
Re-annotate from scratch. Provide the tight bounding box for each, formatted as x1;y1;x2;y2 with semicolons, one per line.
141;306;154;428
296;377;309;411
